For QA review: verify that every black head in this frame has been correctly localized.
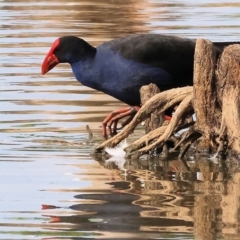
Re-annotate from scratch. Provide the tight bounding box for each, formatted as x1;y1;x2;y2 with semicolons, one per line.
41;36;96;74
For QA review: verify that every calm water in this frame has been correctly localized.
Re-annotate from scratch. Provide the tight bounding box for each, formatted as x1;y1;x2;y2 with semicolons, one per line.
1;0;240;239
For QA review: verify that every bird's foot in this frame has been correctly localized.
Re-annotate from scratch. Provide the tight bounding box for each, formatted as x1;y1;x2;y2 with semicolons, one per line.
102;106;140;139
101;106;174;139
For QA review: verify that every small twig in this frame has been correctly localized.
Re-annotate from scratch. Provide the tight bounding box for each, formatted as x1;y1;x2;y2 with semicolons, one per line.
86;125;93;141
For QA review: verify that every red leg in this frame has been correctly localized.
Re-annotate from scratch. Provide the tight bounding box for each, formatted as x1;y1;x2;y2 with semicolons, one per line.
117;115;135;130
165;115;172;121
111;119;119;136
102;106;140;138
102;105;176;138
107;106;140;135
165;105;179;121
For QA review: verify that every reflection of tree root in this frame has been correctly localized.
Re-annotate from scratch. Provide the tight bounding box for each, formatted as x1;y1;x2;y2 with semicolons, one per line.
95;86;192;151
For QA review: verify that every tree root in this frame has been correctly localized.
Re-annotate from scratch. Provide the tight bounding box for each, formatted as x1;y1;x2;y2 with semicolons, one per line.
125;116;195;156
178;130;202;159
171;125;197;151
124;122;169;155
94;39;240;160
130;94;193;157
95;86;193;151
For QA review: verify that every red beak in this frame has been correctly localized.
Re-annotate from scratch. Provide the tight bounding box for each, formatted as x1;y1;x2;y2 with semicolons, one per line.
41;53;59;75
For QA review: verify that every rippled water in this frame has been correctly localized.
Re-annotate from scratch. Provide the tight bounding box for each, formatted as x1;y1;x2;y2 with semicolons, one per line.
1;0;240;239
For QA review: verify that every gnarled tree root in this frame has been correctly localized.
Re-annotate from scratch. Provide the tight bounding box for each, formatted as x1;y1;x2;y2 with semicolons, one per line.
124;122;168;155
128;94;193;157
94;39;240;160
125;109;195;157
95;86;193;151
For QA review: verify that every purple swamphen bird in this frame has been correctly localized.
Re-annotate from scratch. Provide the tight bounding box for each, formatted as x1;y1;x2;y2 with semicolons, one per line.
41;34;233;138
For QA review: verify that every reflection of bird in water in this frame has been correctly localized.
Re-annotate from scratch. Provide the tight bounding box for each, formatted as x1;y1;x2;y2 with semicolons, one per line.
42;181;193;234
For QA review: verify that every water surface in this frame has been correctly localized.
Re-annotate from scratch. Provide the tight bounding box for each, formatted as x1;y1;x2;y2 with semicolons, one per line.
1;0;240;239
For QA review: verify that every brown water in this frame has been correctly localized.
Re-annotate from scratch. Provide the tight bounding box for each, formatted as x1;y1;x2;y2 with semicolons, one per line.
1;0;240;239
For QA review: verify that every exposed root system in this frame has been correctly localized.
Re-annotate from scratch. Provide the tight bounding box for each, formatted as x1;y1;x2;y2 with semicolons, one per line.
95;39;240;159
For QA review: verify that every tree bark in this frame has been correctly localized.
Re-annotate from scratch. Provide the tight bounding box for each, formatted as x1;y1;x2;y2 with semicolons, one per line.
140;83;165;133
193;39;221;152
216;44;240;154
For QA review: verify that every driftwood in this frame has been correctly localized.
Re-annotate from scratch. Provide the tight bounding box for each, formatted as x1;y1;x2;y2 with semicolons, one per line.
95;39;240;159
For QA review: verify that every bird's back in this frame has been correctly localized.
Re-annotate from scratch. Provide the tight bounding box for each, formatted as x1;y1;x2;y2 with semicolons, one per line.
101;34;197;88
81;34;236;106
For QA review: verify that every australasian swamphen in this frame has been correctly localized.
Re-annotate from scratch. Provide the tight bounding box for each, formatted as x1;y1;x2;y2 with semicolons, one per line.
41;34;234;138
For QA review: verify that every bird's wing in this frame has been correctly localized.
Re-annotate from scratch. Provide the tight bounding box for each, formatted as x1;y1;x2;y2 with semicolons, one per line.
99;34;196;86
106;34;195;64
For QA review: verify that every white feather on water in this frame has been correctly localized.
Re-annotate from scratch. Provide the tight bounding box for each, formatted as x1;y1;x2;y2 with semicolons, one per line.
105;139;128;170
105;139;128;158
